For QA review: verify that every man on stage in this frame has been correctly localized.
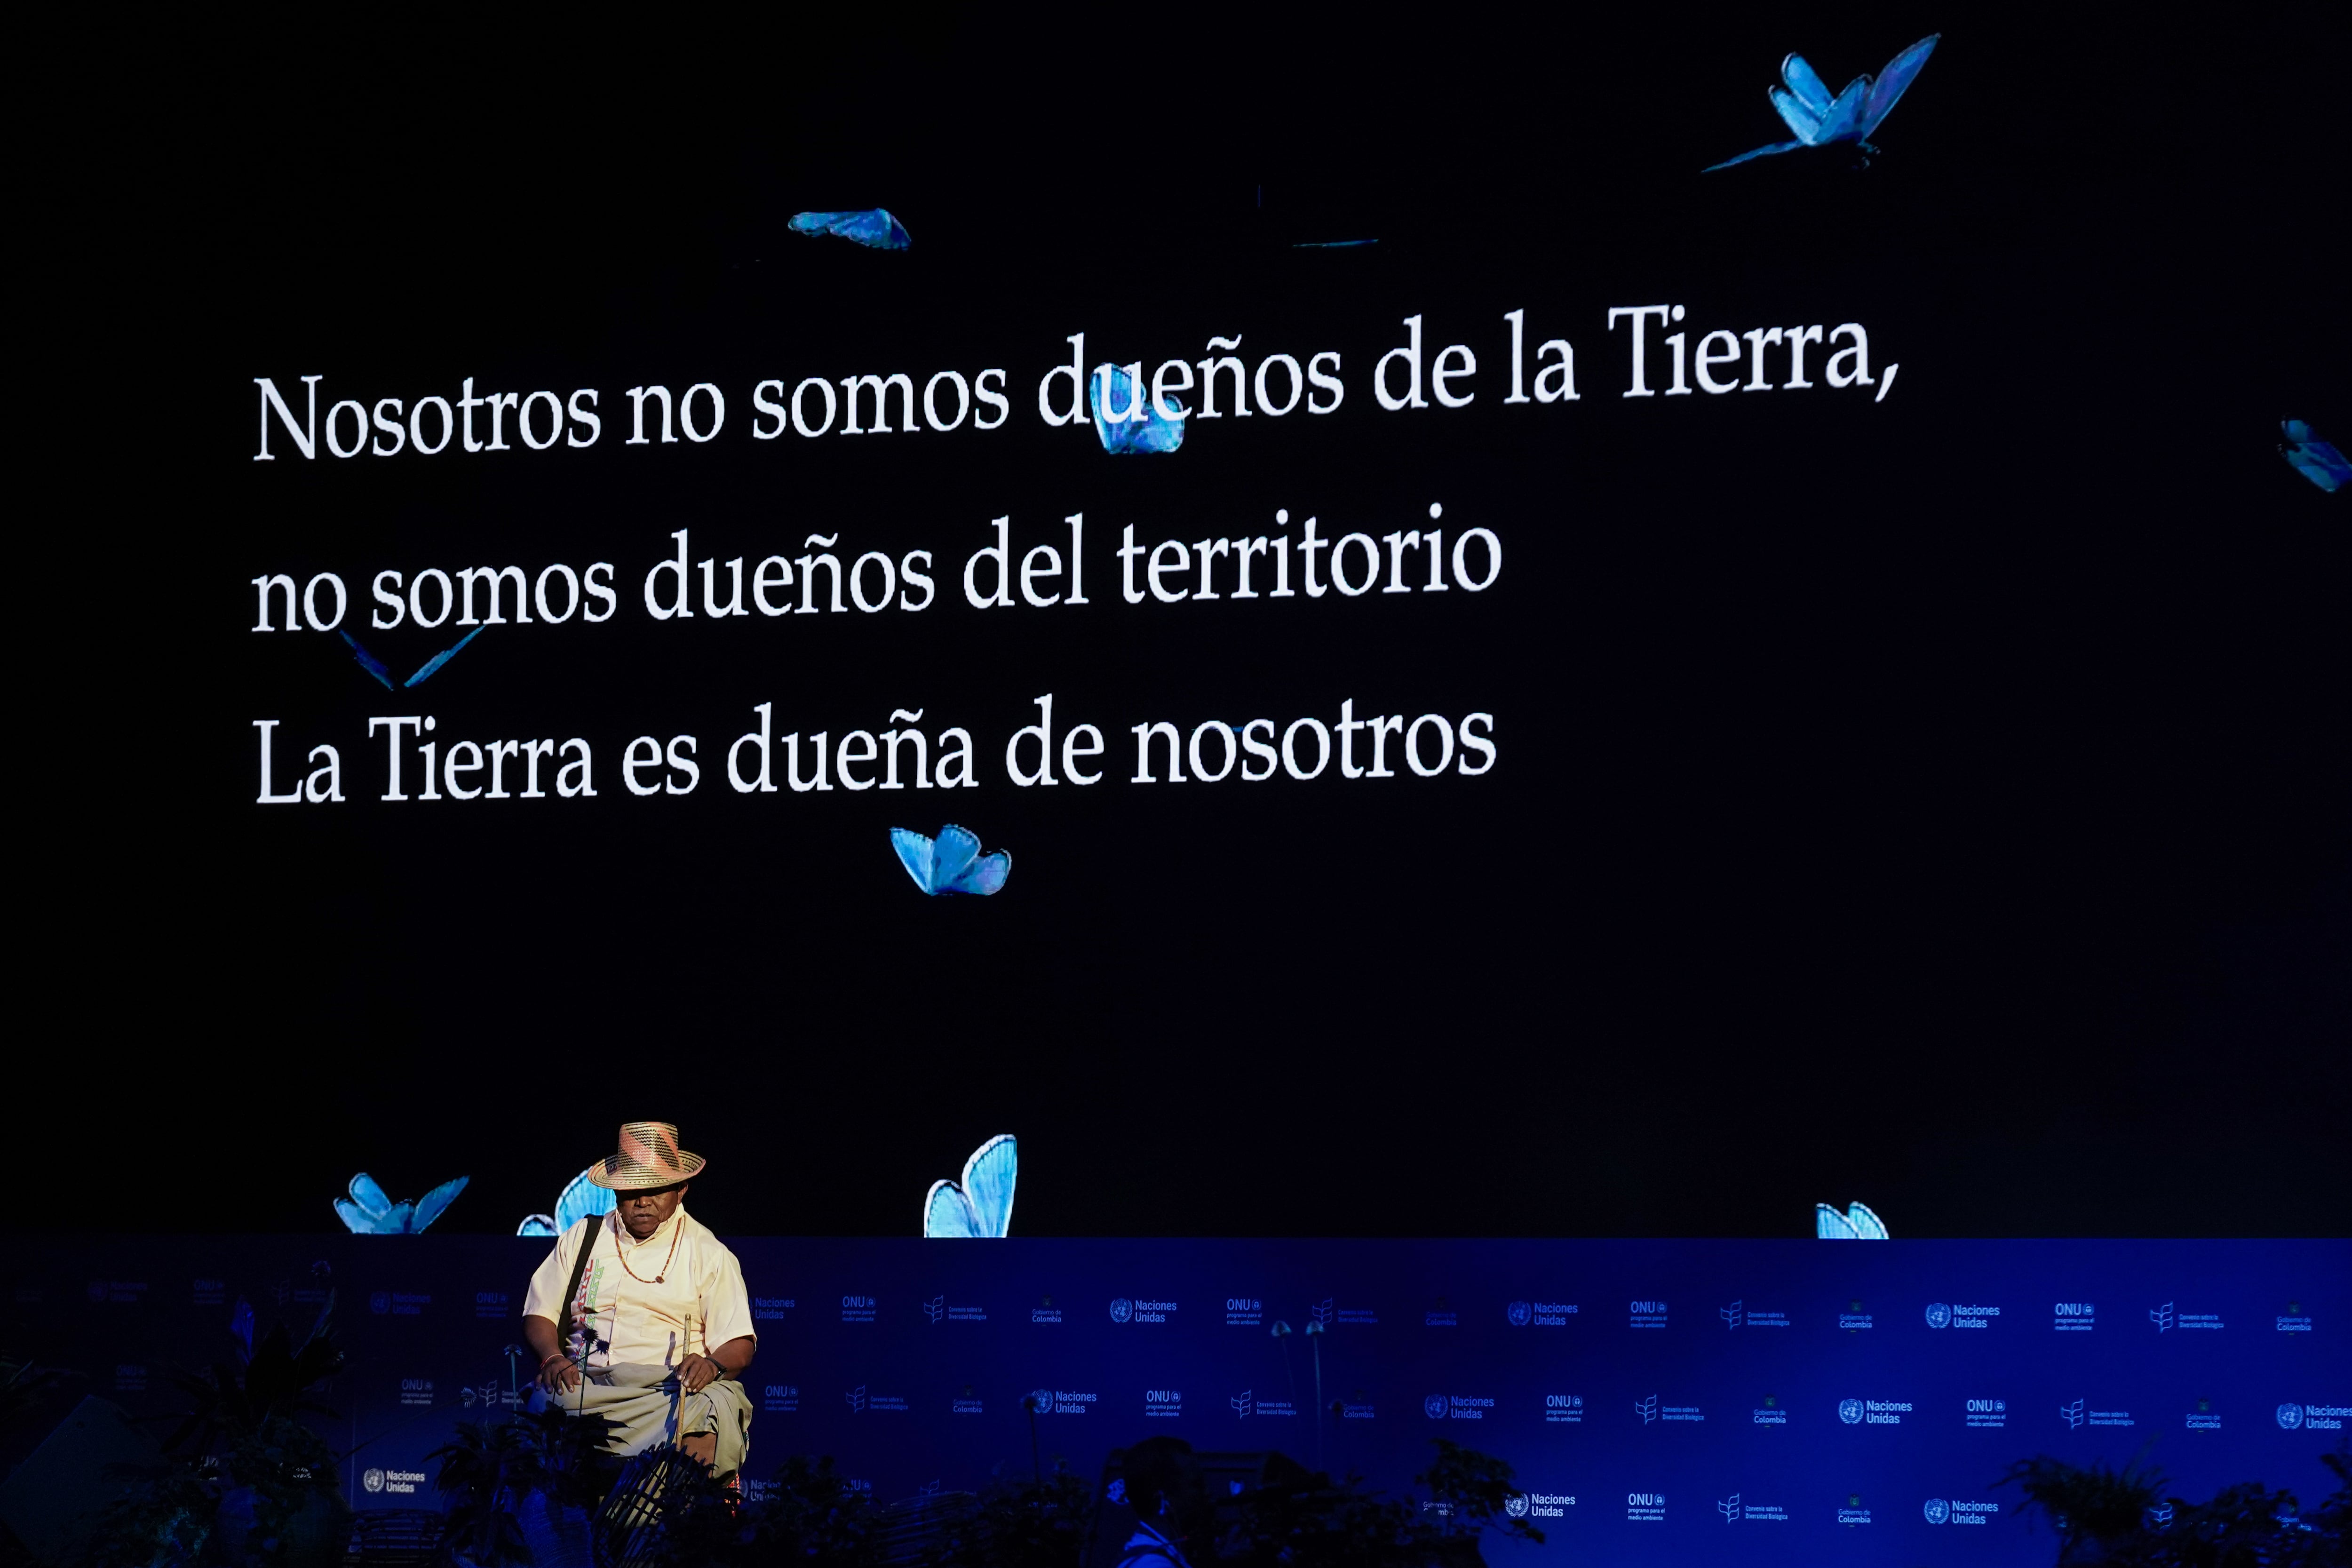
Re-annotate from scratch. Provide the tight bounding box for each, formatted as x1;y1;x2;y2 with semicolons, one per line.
522;1122;757;1475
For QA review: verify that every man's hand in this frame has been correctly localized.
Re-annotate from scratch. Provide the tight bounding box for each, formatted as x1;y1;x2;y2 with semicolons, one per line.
677;1353;726;1394
537;1354;582;1396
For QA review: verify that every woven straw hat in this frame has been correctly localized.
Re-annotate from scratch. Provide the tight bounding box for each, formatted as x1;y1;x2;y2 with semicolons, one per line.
587;1122;707;1190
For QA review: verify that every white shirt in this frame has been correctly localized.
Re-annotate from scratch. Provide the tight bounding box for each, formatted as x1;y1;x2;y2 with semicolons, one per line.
522;1206;755;1373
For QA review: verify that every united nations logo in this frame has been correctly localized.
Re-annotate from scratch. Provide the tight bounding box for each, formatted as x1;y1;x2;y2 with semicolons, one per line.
1923;1498;1950;1525
1028;1389;1054;1414
362;1468;385;1494
1424;1394;1448;1421
1108;1298;1134;1323
1925;1302;1953;1329
2277;1403;2304;1430
1839;1398;1865;1425
369;1291;391;1314
1506;1301;1532;1327
1503;1493;1529;1519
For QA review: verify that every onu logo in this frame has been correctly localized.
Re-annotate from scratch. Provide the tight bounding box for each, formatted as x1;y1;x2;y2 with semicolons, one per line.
1628;1493;1662;1507
764;1385;796;1399
1629;1300;1665;1314
842;1296;874;1309
1546;1394;1581;1409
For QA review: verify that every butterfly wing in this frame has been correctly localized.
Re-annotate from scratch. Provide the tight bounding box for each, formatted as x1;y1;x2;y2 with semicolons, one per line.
922;1178;985;1238
930;825;983;888
1815;1202;1859;1239
945;849;1010;896
1780;53;1834;115
516;1214;559;1237
891;828;939;893
555;1167;618;1232
405;625;484;687
340;632;396;691
957;1134;1018;1237
1846;1201;1891;1240
2280;421;2351;492
789;209;911;249
348;1173;395;1222
1132;411;1184;454
1859;34;1939;139
410;1175;469;1234
334;1197;381;1233
1704;140;1805;172
1814;75;1872;143
1091;366;1185;454
1771;87;1825;144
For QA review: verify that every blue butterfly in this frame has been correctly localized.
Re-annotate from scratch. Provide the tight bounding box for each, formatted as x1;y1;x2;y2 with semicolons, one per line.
788;209;911;250
1707;35;1940;170
1090;365;1186;454
1815;1201;1890;1240
890;824;1010;896
923;1134;1017;1237
516;1166;620;1237
339;626;484;690
2281;419;2349;493
334;1172;468;1234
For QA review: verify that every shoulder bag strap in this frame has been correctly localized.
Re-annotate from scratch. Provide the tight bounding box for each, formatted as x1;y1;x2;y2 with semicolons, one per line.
557;1215;600;1351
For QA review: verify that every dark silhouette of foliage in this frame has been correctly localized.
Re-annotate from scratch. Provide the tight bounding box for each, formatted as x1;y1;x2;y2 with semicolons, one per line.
428;1406;619;1566
1999;1445;2171;1560
1214;1442;1543;1568
159;1294;344;1457
1998;1447;2350;1566
940;1463;1093;1568
76;1415;346;1568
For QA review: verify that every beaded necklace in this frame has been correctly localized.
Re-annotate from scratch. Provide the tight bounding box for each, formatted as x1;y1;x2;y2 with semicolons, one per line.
611;1209;683;1286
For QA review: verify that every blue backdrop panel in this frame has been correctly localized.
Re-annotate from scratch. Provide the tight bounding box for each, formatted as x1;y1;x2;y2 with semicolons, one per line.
10;1236;2346;1567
